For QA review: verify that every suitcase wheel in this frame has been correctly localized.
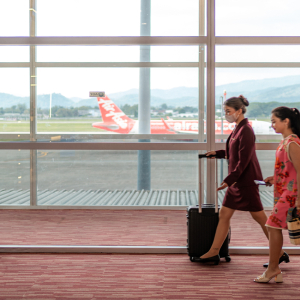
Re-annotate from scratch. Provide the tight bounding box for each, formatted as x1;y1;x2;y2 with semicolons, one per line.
225;256;231;262
190;256;195;262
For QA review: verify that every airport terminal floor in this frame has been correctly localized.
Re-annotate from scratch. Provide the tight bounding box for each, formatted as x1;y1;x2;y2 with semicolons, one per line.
1;253;300;299
0;209;300;299
0;209;278;247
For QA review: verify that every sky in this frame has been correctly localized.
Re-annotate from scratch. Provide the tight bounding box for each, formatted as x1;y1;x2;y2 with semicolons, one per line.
1;0;300;98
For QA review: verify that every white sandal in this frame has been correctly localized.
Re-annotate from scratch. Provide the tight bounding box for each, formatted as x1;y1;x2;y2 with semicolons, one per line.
254;271;283;283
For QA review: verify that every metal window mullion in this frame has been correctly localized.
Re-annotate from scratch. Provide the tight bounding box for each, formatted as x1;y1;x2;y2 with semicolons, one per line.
0;142;208;151
206;0;216;205
215;36;300;45
215;62;300;68
35;133;207;140
214;143;279;151
0;36;208;46
4;62;300;68
35;62;199;68
198;0;206;144
30;0;37;207
0;141;279;151
33;133;207;140
0;63;30;67
5;36;300;46
198;0;206;204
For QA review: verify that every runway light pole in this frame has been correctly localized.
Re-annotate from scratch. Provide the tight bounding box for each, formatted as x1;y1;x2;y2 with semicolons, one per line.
49;93;52;118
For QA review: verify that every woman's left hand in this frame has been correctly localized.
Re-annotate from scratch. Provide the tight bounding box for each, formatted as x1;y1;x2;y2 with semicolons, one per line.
217;182;228;191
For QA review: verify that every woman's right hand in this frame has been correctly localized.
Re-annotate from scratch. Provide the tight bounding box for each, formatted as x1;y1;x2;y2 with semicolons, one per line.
205;151;217;158
264;176;274;186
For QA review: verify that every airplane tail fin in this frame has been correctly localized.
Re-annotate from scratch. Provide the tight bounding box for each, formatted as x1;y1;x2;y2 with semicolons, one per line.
96;96;135;133
160;118;177;134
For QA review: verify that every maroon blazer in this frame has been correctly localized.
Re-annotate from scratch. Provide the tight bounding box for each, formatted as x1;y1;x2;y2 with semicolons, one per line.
215;118;263;188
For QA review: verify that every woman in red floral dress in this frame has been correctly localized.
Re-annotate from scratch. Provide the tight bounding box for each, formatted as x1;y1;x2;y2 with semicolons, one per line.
254;107;300;283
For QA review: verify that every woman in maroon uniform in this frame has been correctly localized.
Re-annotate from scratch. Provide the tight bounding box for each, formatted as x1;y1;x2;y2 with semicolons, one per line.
199;95;287;265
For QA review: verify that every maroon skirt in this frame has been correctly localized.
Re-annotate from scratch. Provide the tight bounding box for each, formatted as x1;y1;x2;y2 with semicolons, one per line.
222;184;263;212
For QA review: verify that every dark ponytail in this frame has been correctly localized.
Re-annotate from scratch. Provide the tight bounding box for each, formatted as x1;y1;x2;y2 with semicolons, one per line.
272;106;300;138
224;95;249;114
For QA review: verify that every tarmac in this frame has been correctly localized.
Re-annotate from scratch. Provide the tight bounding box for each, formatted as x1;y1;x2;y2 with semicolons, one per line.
1;149;276;207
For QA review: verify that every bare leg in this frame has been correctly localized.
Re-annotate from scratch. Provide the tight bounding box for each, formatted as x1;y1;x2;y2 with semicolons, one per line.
200;206;235;259
264;227;283;278
250;211;284;256
250;210;269;239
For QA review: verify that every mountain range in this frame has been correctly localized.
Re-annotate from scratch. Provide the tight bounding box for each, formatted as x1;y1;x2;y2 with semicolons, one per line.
1;74;300;109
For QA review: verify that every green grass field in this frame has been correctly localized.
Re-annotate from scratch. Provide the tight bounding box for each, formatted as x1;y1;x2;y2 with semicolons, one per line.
0;120;106;133
0;117;273;133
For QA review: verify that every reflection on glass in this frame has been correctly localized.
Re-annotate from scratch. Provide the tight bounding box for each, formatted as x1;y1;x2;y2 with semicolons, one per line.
37;150;198;206
0;68;30;133
216;0;300;36
0;150;30;205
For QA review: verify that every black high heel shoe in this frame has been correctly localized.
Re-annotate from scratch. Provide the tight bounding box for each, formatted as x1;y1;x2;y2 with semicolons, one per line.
198;255;220;265
263;252;289;268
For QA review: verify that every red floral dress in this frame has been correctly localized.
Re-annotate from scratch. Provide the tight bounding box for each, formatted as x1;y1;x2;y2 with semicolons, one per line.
266;134;300;230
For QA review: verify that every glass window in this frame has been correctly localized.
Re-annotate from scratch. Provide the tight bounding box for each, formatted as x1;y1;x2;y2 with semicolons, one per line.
216;0;300;36
151;0;200;36
37;150;199;206
215;68;300;142
0;150;30;206
37;46;199;63
152;46;200;62
0;0;29;36
0;68;30;133
37;0;202;36
36;67;205;138
0;46;30;62
216;46;300;63
36;67;139;134
37;0;140;36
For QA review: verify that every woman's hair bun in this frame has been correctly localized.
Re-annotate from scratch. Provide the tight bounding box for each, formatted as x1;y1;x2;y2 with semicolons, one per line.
239;95;249;106
292;108;300;115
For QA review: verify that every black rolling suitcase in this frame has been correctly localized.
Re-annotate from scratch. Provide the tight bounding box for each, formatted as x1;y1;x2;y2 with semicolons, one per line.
187;154;231;264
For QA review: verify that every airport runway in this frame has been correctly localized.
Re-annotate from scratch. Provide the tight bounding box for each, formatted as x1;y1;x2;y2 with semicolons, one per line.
1;149;276;193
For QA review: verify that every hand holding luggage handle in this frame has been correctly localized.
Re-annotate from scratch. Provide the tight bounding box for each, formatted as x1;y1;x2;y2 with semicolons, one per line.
198;154;218;214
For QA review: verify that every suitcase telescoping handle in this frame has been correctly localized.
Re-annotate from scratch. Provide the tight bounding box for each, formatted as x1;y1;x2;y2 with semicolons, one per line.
198;154;219;213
